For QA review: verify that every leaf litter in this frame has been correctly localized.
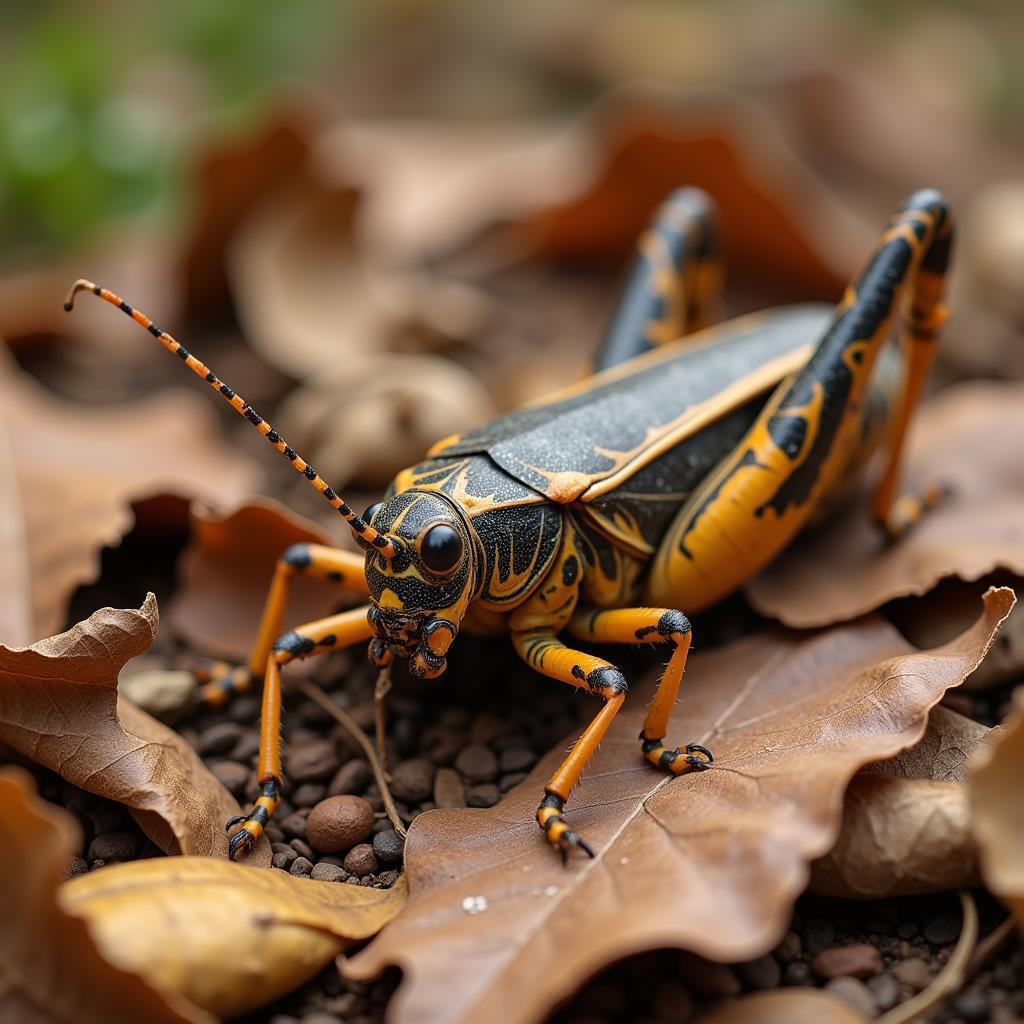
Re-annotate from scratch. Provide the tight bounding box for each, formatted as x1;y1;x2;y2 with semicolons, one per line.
346;588;1013;1024
0;594;270;865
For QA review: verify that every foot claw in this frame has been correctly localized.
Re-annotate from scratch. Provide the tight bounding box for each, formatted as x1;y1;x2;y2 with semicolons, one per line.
226;812;264;860
685;743;714;766
556;828;594;865
225;814;247;830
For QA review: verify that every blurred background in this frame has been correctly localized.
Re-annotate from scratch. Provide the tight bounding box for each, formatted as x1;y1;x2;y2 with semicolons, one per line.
2;0;1024;643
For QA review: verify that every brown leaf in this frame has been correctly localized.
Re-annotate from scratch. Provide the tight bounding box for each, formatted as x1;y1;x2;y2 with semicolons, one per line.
746;382;1024;627
696;989;868;1023
0;767;207;1024
810;706;989;899
970;686;1024;930
0;595;270;865
168;499;339;663
346;589;1012;1024
60;855;407;1019
0;349;261;645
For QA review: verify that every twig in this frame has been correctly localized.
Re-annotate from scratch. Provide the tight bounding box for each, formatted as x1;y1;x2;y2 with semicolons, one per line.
293;676;407;839
967;915;1017;975
374;663;393;777
877;891;978;1024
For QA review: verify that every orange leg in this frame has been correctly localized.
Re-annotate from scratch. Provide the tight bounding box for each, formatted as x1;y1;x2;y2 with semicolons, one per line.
227;606;374;860
567;606;712;773
198;543;368;708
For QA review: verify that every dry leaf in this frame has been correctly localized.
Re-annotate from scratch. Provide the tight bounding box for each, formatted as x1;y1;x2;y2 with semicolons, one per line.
0;594;270;865
0;349;261;645
61;855;408;1019
747;382;1024;627
276;354;495;490
169;499;340;663
810;706;989;899
696;988;868;1023
0;767;207;1024
888;575;1024;692
346;589;1012;1024
970;687;1024;929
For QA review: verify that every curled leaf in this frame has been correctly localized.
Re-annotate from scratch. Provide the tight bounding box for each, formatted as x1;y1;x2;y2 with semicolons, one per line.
347;589;1012;1024
169;499;337;663
747;382;1024;627
0;595;269;864
811;706;989;899
0;348;261;645
970;687;1024;929
0;768;206;1024
60;856;407;1019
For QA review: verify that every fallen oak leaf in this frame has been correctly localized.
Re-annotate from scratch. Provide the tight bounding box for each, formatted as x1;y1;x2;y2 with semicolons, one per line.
0;594;270;865
0;767;208;1024
60;855;408;1019
747;382;1024;627
346;588;1012;1024
0;347;261;644
969;686;1024;931
810;706;990;899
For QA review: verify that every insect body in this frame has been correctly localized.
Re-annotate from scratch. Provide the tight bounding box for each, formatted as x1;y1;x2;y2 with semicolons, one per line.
65;186;952;862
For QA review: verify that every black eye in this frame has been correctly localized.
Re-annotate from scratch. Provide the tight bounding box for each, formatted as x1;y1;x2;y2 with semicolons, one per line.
363;502;383;525
420;523;463;574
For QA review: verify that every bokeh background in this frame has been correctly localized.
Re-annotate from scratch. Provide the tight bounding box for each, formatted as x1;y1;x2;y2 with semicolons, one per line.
1;0;1023;643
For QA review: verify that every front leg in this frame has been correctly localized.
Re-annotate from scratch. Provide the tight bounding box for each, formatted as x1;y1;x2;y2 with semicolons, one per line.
227;605;374;859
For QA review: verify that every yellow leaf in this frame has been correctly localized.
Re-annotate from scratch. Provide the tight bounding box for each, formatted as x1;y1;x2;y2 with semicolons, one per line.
60;855;408;1019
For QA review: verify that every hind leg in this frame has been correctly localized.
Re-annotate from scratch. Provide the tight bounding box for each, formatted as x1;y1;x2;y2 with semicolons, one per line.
595;187;723;371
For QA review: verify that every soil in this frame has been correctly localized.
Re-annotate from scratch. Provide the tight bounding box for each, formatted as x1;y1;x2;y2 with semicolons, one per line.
5;516;1021;1024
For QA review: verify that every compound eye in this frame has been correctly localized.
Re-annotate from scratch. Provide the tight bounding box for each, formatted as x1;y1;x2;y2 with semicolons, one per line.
420;523;463;575
363;502;383;525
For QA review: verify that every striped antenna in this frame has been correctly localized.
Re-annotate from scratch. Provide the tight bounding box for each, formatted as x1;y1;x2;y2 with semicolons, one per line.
64;279;397;557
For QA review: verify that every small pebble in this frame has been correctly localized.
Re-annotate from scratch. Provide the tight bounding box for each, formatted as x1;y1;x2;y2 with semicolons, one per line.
389;759;435;804
498;747;535;773
455;744;498;784
87;832;140;863
310;862;347;883
677;957;740;997
211;760;250;798
288;739;341;783
307;796;375;852
291;783;326;808
272;851;295;871
372;829;405;865
279;811;310;840
499;772;528;792
868;973;900;1012
343;844;379;877
783;961;812;986
896;922;918;940
952;990;989;1022
892;958;932;991
289;838;315;860
433;767;466;809
198;722;244;757
737;954;781;989
328;759;373;797
924;911;962;946
119;669;194;721
466;783;500;807
289;856;313;877
811;943;883;980
651;979;693;1021
470;713;513;744
231;731;261;763
64;856;89;880
825;977;878;1018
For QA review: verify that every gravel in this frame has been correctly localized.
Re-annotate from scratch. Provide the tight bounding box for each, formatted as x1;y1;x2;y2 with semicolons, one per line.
306;796;375;852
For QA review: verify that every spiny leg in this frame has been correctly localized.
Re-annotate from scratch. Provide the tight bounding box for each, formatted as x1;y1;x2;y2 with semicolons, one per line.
567;607;712;774
197;543;369;709
595;187;723;372
227;606;374;859
511;627;628;862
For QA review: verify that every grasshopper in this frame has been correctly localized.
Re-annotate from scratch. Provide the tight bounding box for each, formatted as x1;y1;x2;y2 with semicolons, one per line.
65;186;952;862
